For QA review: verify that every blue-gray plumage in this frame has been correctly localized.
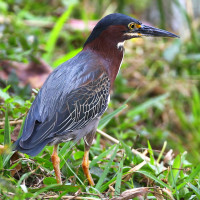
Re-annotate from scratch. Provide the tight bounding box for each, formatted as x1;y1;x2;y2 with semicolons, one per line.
14;51;110;156
14;13;178;185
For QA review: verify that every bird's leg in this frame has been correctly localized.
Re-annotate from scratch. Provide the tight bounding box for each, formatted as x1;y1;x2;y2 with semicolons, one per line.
51;144;62;184
82;132;95;186
82;148;94;186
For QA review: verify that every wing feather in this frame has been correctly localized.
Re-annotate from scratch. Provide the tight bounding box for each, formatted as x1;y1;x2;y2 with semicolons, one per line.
15;51;110;153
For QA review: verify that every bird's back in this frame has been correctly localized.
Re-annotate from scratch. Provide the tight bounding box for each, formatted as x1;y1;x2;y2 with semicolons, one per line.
14;50;110;156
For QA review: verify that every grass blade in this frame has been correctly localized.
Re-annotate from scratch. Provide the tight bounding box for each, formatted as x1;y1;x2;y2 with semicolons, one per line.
98;104;127;130
98;91;137;130
59;141;75;168
157;141;167;164
90;144;116;167
168;155;181;187
43;4;75;62
64;161;85;187
188;183;200;198
3;151;15;168
147;140;154;165
121;141;134;161
4;104;11;146
95;144;119;190
53;48;82;68
114;158;123;196
3;104;11;174
177;164;200;190
128;93;169;117
138;170;171;189
18;116;26;139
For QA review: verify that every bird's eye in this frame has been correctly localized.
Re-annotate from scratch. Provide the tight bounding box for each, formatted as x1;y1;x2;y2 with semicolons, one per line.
128;23;135;30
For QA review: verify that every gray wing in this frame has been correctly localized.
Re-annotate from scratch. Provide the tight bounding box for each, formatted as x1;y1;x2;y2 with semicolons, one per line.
14;60;110;156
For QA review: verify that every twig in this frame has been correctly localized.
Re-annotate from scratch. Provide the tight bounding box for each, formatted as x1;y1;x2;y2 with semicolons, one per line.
0;120;23;127
97;129;119;144
97;129;150;162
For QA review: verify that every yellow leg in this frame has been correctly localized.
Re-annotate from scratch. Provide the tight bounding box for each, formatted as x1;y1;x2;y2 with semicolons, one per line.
51;144;62;184
82;150;94;186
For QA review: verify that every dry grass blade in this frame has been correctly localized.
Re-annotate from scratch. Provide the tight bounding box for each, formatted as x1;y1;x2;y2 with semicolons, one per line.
123;160;147;181
162;188;175;200
110;187;150;200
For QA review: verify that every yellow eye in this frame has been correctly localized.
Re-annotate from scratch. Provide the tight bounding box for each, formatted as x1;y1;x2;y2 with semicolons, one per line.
128;23;135;30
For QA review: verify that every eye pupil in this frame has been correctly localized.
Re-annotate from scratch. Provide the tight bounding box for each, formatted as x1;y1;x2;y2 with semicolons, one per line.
129;23;135;29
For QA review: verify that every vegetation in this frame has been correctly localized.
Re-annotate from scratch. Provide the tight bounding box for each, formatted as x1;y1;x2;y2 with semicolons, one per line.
0;0;200;199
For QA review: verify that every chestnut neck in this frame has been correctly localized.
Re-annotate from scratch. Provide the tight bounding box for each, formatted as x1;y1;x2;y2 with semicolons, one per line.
83;33;124;88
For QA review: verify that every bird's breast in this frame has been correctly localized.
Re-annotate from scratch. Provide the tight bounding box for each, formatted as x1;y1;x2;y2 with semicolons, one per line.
103;48;124;88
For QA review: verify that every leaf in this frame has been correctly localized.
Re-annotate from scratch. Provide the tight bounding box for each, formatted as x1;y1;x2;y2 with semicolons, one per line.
35;157;53;169
96;144;119;191
73;151;84;160
168;155;181;186
147;140;154;165
137;170;171;189
177;164;200;190
0;88;10;101
121;141;134;161
43;177;57;185
90;144;116;167
101;177;117;192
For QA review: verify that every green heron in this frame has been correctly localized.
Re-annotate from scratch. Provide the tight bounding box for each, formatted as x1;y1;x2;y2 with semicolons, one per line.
14;13;178;185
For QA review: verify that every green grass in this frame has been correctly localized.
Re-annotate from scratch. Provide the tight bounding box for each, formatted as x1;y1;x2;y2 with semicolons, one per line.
1;92;200;199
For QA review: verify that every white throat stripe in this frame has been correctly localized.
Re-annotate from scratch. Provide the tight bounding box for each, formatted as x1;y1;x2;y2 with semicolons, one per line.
117;41;125;49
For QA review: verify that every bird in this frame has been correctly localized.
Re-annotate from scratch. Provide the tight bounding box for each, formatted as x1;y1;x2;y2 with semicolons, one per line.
14;13;178;186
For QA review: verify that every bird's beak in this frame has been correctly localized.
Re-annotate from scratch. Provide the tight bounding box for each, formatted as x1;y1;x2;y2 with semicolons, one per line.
137;24;179;38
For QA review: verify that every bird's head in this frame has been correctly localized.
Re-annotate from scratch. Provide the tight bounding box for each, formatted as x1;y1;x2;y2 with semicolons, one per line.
84;13;179;48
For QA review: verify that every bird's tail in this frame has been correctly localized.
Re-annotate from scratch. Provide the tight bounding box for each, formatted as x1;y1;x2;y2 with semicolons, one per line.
13;137;51;157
